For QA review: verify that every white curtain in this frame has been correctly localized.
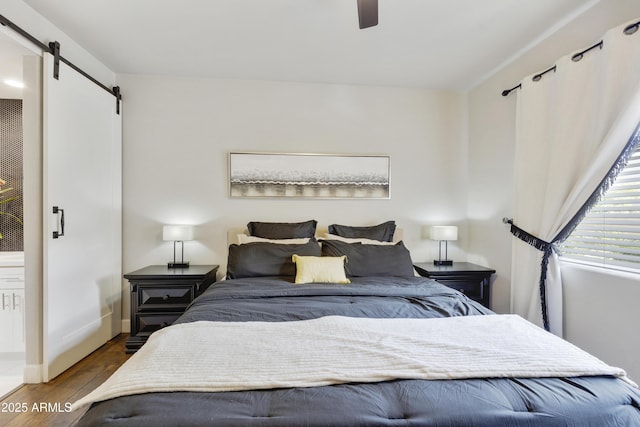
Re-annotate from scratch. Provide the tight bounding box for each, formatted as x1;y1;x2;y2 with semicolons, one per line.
511;18;640;336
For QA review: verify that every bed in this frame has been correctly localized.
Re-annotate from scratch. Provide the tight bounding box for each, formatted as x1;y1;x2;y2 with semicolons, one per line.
73;221;640;426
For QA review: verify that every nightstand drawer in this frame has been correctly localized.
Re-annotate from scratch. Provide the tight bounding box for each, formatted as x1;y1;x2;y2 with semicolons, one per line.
137;284;196;311
134;313;182;336
433;278;483;299
413;262;495;310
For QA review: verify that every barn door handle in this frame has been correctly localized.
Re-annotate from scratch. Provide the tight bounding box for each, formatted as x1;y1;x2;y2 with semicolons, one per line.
52;206;65;238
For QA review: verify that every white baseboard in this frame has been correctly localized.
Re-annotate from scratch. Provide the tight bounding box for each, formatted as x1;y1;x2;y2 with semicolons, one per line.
23;364;42;383
23;320;129;384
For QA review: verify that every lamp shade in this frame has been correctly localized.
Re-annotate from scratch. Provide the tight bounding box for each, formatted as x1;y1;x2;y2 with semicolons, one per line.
162;225;194;241
429;226;458;241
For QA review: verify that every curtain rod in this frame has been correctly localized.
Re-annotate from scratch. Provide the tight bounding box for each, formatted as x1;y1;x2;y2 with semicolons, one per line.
0;14;121;114
501;19;640;97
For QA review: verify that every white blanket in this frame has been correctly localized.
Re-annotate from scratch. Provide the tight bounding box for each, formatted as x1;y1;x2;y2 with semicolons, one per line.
72;314;631;410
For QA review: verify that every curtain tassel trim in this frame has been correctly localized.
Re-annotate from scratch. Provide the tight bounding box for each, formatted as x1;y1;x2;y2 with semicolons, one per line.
554;123;640;245
504;219;553;332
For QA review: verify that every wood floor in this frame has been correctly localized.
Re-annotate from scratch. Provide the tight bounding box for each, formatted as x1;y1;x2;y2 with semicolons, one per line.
0;334;130;427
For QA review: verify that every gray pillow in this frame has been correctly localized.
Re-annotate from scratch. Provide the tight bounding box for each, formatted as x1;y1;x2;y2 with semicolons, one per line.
327;221;396;242
227;239;321;279
247;220;318;239
321;239;413;277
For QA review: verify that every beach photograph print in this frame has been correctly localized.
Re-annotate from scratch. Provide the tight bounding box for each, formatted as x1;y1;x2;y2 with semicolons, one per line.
229;152;390;199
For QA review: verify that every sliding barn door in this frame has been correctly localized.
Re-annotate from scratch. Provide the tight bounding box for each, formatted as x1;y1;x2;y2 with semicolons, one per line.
42;55;122;381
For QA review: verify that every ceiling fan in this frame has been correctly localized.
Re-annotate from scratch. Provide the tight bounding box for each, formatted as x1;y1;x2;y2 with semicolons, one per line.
357;0;378;29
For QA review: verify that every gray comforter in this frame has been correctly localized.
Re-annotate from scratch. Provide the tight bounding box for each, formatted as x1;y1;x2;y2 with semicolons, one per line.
75;276;640;426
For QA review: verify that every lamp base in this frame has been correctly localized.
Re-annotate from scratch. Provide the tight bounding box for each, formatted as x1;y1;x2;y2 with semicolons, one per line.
433;260;453;266
167;261;190;269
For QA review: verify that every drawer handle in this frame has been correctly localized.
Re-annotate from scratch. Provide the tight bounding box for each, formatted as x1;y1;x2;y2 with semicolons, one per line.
160;322;168;328
162;294;170;301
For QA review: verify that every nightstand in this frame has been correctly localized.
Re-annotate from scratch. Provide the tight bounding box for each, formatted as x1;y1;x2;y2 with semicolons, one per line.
124;265;219;353
413;262;495;310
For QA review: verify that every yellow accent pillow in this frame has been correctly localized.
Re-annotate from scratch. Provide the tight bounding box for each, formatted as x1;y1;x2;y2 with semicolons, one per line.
292;255;350;284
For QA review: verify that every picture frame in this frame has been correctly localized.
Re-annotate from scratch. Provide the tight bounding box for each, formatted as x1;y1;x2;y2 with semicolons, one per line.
229;152;390;199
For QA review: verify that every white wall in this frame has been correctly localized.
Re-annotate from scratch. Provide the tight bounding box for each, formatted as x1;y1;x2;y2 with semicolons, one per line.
561;262;640;381
118;74;468;323
468;0;640;381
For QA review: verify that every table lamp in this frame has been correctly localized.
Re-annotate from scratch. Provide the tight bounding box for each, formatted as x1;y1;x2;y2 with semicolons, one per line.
163;225;194;268
429;225;457;266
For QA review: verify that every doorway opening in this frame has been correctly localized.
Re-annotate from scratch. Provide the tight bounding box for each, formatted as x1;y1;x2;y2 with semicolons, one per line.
0;30;39;398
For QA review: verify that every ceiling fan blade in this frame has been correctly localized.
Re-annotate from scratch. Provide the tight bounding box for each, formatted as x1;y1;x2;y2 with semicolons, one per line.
357;0;378;29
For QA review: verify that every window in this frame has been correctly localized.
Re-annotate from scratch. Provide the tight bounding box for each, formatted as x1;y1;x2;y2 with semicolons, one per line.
560;143;640;271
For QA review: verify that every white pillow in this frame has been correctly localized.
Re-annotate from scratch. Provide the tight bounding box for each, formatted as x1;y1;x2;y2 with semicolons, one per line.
321;233;396;245
237;234;311;245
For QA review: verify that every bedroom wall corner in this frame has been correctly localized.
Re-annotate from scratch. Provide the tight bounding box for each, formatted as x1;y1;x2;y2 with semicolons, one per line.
466;81;515;315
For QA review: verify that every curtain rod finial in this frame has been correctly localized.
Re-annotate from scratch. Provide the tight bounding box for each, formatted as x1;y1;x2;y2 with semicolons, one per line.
501;83;521;97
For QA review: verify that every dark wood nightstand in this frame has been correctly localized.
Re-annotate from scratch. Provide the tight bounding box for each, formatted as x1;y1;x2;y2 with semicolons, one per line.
124;265;219;353
413;262;495;310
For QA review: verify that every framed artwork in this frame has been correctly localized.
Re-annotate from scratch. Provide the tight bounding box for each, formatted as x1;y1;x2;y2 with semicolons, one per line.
229;152;390;199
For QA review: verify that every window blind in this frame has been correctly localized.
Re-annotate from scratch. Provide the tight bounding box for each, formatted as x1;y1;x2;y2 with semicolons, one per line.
560;143;640;270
